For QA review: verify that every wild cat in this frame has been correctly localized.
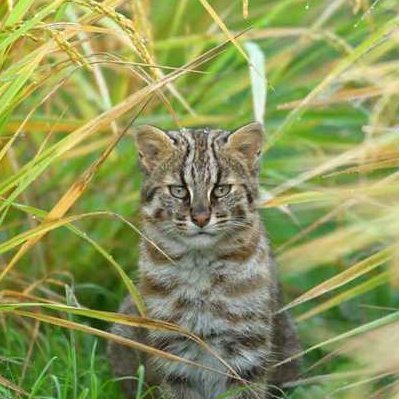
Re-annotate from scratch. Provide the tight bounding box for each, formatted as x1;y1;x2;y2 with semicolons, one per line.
108;123;301;399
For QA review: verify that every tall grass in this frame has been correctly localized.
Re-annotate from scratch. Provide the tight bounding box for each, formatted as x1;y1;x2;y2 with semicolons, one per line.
1;0;399;398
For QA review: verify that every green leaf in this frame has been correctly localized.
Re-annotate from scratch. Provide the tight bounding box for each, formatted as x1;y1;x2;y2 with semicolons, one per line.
245;41;267;124
4;0;35;27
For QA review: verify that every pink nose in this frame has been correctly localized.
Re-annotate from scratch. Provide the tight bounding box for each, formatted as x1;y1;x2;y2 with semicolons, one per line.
191;211;210;228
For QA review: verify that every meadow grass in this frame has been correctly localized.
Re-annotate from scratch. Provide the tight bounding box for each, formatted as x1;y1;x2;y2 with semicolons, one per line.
1;0;399;398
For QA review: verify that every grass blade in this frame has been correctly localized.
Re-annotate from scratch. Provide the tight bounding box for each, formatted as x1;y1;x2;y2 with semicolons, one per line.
244;41;266;124
197;0;249;62
280;246;393;312
0;375;28;396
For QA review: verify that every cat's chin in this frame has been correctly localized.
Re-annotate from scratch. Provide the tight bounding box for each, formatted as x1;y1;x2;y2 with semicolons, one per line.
179;232;219;248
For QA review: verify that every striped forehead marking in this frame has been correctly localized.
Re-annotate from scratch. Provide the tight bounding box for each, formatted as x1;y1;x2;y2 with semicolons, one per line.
180;129;220;189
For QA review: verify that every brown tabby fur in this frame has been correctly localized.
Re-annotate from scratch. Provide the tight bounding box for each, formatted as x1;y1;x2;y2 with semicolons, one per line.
108;123;301;399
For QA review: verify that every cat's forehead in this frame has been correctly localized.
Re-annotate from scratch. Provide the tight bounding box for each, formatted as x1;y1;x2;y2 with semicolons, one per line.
163;128;232;184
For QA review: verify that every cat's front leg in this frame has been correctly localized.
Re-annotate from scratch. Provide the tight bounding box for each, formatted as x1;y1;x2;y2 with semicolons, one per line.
225;369;269;399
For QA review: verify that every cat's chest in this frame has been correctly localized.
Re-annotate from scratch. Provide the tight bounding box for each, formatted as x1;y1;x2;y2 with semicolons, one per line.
141;252;271;336
144;254;225;323
141;249;273;397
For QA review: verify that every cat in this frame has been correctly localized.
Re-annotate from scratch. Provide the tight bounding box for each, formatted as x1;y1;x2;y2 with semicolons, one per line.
108;123;301;399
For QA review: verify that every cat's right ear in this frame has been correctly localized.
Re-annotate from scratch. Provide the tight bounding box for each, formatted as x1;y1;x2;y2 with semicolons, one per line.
134;125;175;174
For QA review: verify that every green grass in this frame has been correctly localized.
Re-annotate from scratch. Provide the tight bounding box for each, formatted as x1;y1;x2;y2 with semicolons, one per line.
1;320;123;399
1;0;399;398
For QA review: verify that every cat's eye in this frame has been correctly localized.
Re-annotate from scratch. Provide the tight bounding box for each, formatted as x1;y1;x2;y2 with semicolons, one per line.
169;185;188;199
213;185;232;198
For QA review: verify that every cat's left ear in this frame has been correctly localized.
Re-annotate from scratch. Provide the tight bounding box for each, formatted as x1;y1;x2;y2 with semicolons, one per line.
225;122;264;172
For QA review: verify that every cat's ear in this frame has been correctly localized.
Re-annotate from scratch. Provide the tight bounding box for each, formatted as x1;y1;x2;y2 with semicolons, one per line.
134;125;175;174
225;122;264;172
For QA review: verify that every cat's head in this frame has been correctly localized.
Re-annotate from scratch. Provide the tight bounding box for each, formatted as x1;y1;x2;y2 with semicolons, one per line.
135;123;264;249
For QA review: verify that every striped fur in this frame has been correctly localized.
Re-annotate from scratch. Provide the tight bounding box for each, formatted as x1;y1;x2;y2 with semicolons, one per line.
108;124;301;399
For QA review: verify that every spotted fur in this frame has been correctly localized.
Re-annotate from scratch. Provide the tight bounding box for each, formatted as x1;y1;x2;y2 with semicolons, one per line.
108;123;301;399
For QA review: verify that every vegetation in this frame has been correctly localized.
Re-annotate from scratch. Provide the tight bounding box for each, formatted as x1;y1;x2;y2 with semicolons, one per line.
1;0;399;397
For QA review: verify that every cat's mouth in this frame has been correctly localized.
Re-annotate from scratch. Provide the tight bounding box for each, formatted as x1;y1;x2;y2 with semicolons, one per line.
181;230;218;248
188;231;216;237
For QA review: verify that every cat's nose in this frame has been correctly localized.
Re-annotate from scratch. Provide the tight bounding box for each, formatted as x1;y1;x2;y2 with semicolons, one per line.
191;209;211;228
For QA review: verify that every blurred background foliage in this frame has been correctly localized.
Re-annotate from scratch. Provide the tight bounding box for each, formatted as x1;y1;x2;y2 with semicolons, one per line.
1;0;399;398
